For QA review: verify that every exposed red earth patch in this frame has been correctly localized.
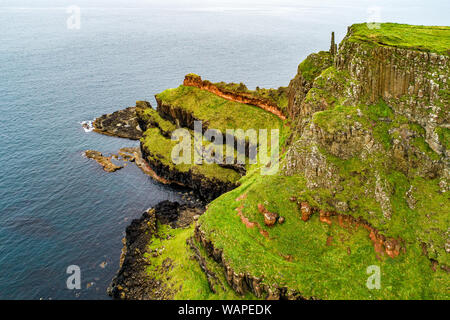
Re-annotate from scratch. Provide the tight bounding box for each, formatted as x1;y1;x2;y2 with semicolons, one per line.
235;195;270;239
296;200;403;259
184;74;287;121
235;193;248;202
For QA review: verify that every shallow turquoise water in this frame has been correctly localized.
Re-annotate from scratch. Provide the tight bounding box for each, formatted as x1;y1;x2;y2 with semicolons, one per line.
0;0;448;299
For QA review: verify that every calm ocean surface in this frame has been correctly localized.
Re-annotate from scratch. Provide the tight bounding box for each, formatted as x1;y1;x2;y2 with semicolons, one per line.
0;0;447;300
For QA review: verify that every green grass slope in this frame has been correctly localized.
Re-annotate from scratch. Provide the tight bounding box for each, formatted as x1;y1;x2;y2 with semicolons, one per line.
144;223;258;300
198;167;449;299
349;23;450;55
156;85;284;133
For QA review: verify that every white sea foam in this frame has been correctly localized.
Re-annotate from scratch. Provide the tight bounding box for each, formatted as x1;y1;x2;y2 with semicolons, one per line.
80;120;94;133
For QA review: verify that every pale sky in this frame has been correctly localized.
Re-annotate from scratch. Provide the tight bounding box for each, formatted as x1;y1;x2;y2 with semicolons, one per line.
1;0;448;26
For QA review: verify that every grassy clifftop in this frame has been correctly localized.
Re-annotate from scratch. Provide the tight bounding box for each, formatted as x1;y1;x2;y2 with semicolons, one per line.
348;23;450;55
156;85;283;133
142;127;241;185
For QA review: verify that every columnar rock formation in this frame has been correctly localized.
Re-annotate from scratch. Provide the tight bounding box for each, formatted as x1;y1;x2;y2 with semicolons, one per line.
287;51;333;119
93;106;143;140
335;30;449;156
330;31;337;56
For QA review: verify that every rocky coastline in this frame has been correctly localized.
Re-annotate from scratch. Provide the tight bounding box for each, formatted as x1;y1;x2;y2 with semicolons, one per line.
140;143;239;202
87;23;448;300
93;106;142;140
107;201;205;300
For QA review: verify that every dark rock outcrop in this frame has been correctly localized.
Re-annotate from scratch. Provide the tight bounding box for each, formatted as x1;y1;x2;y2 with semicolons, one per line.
107;202;205;300
153;200;204;228
107;208;158;300
141;144;238;202
93;107;143;140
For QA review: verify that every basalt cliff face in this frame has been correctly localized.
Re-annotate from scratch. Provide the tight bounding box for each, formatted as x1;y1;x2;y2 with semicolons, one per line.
287;51;333;119
284;24;449;187
336;29;449;157
108;23;449;300
194;24;449;300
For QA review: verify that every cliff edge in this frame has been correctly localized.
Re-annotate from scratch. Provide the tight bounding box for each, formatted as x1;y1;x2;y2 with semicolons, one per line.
109;23;449;300
196;23;449;299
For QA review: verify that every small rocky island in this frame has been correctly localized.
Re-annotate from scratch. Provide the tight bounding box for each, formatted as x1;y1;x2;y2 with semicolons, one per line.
86;23;449;300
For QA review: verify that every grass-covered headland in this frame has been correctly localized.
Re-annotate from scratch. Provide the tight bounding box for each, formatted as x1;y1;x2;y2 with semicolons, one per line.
109;23;449;300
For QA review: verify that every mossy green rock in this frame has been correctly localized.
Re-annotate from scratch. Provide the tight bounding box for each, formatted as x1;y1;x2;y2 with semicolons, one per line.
287;51;333;119
117;23;449;300
197;23;450;300
141;127;241;201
